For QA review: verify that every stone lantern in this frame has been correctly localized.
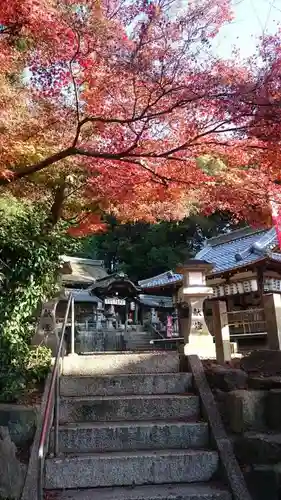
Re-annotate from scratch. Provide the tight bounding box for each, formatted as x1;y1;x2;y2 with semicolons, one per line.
176;259;216;358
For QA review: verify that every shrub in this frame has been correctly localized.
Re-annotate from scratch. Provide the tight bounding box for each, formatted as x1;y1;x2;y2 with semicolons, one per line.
0;196;78;401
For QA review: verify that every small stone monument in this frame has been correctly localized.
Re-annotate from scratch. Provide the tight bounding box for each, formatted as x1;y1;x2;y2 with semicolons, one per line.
31;299;59;356
151;308;159;324
96;301;104;330
176;259;216;358
105;304;116;330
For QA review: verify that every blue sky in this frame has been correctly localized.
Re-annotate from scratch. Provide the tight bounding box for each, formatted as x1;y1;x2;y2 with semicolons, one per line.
213;0;281;59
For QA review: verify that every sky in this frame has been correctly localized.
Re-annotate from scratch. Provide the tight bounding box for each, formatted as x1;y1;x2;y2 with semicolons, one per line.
213;0;281;59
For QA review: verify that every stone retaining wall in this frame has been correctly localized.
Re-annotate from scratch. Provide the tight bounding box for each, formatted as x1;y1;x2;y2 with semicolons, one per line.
0;404;38;449
0;404;39;499
202;356;281;500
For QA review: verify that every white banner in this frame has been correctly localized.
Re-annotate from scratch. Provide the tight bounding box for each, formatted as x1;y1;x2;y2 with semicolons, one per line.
104;298;126;305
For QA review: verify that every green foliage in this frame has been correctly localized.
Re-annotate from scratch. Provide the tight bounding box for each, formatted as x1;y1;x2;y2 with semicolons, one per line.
0;195;78;401
196;155;227;175
77;213;245;282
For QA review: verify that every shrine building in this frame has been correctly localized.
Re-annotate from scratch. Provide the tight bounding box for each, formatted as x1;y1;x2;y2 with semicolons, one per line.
138;226;281;351
54;255;174;352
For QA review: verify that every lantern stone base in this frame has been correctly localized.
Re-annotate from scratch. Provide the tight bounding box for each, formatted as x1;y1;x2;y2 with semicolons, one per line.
184;333;216;359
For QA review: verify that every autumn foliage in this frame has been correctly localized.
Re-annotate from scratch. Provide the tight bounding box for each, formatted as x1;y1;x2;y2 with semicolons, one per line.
1;0;281;234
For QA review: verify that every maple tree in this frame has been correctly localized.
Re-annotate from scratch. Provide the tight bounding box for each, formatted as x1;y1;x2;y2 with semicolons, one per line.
1;0;281;234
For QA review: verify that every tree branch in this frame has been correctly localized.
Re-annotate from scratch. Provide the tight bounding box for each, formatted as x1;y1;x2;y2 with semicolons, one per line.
0;147;75;186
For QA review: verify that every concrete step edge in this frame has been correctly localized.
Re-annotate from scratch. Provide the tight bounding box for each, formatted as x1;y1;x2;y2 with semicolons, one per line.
61;373;192;379
60;394;197;402
44;483;231;500
48;448;217;459
56;420;207;431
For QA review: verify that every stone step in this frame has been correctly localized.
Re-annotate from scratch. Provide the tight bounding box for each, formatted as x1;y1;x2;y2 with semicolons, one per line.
59;394;199;424
125;346;157;351
127;336;153;339
46;483;231;500
126;342;153;345
45;449;219;489
60;373;193;397
126;340;152;346
62;352;179;376
126;344;154;349
51;420;209;453
127;332;153;338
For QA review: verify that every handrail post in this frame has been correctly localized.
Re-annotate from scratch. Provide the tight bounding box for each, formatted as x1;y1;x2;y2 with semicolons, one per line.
70;295;75;354
37;455;43;500
54;369;59;457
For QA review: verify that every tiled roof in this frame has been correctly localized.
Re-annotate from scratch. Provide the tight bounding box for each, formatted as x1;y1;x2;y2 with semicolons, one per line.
138;271;183;290
60;255;108;285
139;226;279;289
61;288;101;303
138;294;173;308
195;226;277;274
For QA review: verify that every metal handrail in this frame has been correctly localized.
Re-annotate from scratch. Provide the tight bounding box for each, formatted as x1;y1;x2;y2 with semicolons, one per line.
148;322;166;340
37;293;73;500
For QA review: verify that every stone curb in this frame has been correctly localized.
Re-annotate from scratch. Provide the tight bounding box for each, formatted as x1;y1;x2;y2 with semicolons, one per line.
188;354;253;500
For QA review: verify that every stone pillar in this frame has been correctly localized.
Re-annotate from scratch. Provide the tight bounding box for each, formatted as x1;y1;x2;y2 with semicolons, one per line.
107;305;115;330
177;305;190;339
211;300;231;363
31;299;59;356
96;302;103;330
263;293;281;349
151;308;158;324
184;296;216;358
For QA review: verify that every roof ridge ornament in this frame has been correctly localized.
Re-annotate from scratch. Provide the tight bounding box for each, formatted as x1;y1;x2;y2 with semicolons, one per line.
251;227;277;255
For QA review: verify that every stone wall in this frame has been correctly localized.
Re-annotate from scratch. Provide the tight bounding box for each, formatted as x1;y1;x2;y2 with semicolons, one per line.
75;329;125;353
203;351;281;500
0;404;38;499
0;404;37;449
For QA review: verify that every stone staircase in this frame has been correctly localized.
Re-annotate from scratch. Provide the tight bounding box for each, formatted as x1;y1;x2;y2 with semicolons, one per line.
125;330;156;350
44;352;231;499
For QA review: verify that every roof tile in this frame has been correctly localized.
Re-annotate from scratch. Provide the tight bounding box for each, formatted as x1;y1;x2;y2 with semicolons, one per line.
139;227;279;289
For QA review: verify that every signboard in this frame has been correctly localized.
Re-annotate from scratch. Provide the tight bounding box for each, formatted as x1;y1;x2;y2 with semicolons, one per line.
104;298;126;305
